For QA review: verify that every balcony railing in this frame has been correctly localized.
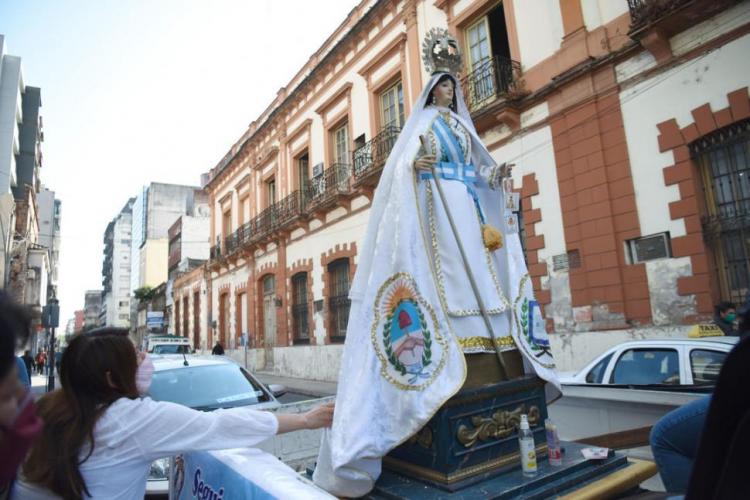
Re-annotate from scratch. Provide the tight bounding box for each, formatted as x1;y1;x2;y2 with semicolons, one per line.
210;191;307;263
305;163;351;212
210;243;221;260
461;55;521;114
627;0;685;29
627;0;735;36
353;126;400;186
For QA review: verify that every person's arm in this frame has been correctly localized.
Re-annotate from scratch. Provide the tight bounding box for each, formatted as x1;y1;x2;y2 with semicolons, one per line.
275;402;334;434
123;398;333;461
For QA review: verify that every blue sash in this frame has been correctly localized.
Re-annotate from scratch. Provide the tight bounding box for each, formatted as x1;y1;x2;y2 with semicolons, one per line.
420;116;487;224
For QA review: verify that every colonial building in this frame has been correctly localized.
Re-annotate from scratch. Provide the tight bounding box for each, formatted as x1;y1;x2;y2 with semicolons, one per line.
203;0;750;378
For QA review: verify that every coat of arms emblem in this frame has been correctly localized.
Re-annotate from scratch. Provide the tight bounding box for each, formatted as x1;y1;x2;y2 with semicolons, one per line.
371;273;448;390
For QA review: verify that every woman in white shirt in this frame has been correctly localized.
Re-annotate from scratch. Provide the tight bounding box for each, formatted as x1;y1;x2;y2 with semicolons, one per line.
14;328;334;499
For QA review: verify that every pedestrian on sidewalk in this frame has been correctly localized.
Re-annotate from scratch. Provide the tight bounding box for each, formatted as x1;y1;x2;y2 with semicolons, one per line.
14;328;334;500
35;351;46;376
0;292;43;495
20;350;33;381
211;340;225;355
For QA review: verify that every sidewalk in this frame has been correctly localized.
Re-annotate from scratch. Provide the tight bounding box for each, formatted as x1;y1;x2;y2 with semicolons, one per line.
254;372;337;398
30;373;58;398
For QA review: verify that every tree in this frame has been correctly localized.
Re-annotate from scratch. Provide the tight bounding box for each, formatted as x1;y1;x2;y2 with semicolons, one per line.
133;286;155;301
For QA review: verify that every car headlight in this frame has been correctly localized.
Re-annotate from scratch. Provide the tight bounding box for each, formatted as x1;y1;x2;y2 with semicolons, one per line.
148;458;170;480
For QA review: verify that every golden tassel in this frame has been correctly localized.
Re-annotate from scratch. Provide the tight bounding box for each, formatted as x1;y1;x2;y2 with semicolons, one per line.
482;224;503;251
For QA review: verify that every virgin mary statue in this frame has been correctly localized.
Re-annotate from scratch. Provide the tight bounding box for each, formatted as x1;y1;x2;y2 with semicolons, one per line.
313;29;559;497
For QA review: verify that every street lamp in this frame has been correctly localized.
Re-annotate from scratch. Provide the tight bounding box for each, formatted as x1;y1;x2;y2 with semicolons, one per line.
42;298;60;391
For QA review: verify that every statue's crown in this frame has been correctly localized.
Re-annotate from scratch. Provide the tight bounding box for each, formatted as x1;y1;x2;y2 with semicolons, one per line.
421;28;463;75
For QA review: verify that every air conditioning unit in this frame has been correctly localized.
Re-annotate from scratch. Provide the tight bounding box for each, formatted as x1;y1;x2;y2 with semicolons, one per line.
312;163;325;177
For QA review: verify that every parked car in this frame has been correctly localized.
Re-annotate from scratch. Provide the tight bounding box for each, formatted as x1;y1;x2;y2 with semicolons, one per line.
143;334;191;354
559;336;738;387
144;355;286;497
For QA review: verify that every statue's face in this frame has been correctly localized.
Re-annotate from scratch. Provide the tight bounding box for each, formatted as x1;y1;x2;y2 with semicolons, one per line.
432;78;454;107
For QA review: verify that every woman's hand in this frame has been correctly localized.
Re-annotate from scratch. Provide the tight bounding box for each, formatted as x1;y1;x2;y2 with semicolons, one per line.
303;402;335;429
414;154;436;172
275;402;335;434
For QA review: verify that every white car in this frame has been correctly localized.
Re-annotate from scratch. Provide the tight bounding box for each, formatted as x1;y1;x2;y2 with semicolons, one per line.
144;355;286;497
559;336;738;387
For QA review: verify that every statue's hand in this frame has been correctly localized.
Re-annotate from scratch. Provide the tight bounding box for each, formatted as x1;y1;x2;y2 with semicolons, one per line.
414;154;437;172
499;163;515;178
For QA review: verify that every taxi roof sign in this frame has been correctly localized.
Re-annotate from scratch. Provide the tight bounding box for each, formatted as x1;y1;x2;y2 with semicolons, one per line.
688;323;725;338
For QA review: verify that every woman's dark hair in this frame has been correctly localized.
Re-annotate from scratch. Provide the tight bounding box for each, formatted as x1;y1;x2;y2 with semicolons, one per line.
23;328;138;499
0;291;32;379
425;74;458;112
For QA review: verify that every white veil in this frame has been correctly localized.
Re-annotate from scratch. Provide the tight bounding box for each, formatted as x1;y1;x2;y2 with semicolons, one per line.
350;72;490;302
314;71;558;497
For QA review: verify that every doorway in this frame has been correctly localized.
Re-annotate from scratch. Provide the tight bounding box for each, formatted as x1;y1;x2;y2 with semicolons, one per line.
262;275;276;370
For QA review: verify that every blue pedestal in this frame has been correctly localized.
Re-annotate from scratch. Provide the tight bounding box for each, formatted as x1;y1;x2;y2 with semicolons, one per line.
383;376;549;490
370;442;630;499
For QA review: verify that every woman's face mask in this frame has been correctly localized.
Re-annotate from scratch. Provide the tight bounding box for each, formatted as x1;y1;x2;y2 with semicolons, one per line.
136;354;154;395
725;312;737;323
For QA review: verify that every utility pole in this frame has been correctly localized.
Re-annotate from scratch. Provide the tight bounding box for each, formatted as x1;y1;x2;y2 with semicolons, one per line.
42;298;60;391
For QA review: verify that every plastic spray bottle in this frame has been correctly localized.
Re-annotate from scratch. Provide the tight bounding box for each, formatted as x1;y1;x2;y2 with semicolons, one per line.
518;414;538;476
545;418;563;466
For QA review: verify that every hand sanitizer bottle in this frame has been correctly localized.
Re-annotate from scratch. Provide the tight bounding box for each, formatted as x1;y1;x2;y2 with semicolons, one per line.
518;414;538;477
545;418;563;466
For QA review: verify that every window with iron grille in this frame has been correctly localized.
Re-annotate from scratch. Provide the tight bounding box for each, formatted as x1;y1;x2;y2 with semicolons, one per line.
292;273;310;344
695;119;750;305
328;258;351;342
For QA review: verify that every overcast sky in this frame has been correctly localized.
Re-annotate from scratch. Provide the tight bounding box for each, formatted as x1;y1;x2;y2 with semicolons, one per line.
0;0;358;323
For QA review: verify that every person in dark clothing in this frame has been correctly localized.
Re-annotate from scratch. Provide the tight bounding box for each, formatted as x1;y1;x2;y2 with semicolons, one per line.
20;350;33;380
211;341;225;355
686;336;750;499
713;301;737;336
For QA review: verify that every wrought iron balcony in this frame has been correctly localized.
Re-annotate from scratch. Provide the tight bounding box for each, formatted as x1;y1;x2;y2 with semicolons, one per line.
224;232;240;255
627;0;737;37
305;163;352;213
210;243;221;261
353;126;400;187
461;55;521;115
210;190;308;262
275;190;306;227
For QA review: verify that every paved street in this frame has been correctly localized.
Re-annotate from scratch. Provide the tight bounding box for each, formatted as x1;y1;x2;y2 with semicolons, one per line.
255;372;337;399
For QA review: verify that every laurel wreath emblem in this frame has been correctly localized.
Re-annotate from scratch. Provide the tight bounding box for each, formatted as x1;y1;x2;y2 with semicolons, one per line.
520;298;541;352
382;299;433;377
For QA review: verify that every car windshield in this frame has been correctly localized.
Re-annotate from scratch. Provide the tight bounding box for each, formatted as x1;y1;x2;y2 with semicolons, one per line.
148;364;270;410
152;344;191;354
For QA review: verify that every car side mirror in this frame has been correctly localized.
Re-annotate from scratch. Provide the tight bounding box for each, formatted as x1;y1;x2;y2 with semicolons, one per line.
268;384;287;398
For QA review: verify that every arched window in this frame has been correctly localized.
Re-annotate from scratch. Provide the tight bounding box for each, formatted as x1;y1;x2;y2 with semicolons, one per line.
328;258;351;342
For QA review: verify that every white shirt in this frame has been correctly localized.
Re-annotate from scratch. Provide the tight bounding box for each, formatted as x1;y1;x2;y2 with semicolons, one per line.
12;396;278;500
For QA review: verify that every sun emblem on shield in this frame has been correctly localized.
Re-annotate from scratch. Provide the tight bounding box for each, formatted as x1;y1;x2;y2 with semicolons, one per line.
372;273;445;389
